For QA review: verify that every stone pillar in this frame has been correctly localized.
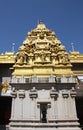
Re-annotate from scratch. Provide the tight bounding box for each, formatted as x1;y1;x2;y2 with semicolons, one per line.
30;98;36;119
51;97;55;119
70;88;77;119
11;90;17;119
62;90;69;119
50;87;58;120
55;97;58;119
18;90;25;119
29;87;38;120
47;103;51;120
37;103;40;120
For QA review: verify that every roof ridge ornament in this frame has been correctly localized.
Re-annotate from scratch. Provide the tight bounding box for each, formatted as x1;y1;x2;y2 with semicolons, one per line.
37;20;46;29
38;20;43;24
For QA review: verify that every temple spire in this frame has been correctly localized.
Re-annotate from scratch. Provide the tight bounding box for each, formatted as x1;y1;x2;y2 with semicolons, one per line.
12;22;73;78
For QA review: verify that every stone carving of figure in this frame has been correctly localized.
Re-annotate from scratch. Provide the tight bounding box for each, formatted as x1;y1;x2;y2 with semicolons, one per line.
50;43;59;54
40;50;46;62
58;52;69;65
15;51;28;65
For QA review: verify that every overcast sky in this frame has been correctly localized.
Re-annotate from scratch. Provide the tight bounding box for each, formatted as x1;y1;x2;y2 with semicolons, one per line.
0;0;83;54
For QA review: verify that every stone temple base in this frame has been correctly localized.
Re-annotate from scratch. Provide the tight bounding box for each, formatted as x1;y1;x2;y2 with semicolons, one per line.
58;128;81;130
9;82;82;130
9;127;81;130
9;120;81;130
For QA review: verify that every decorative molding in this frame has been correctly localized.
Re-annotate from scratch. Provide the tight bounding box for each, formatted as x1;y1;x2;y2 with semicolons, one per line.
50;87;58;99
29;87;38;98
70;87;77;98
18;90;25;98
11;91;17;98
62;90;69;98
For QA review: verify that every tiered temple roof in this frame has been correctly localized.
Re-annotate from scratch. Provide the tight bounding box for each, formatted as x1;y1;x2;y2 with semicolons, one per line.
0;22;83;76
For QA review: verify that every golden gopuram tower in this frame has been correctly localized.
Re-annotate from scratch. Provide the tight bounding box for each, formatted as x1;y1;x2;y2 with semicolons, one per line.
12;21;73;78
9;21;81;130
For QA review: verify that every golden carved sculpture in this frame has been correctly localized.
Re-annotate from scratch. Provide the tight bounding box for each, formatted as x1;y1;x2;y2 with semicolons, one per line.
1;80;9;94
12;21;73;78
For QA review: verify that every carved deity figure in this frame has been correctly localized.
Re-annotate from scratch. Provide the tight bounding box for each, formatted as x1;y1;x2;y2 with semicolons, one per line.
58;52;69;65
50;43;59;54
15;51;28;65
40;50;46;62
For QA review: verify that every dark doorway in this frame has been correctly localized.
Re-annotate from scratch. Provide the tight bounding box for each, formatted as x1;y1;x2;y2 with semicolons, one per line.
0;96;12;125
40;103;47;123
76;97;83;130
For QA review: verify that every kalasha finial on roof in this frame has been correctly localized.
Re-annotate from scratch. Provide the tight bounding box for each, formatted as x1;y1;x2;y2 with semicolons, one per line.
37;20;46;29
39;20;43;24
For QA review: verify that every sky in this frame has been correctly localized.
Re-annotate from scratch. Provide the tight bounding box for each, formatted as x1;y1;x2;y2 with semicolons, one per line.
0;0;83;54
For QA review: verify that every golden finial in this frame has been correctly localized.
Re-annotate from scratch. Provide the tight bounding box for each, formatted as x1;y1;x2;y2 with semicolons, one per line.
38;20;43;24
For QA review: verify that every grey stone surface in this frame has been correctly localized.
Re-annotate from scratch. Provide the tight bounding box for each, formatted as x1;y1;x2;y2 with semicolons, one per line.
9;81;81;130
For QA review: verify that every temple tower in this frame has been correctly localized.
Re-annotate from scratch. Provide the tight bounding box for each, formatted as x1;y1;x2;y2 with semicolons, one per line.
9;21;81;130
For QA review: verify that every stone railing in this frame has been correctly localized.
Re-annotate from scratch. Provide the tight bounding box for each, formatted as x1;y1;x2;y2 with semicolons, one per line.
11;75;76;84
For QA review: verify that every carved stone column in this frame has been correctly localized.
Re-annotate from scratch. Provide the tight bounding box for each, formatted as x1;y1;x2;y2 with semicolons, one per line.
70;88;77;119
47;103;51;121
11;90;17;119
18;90;25;119
37;103;40;120
29;87;38;119
62;90;69;118
50;87;58;120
